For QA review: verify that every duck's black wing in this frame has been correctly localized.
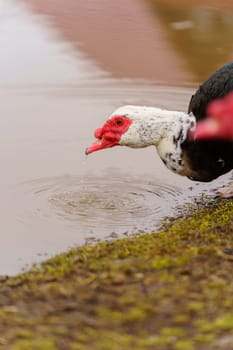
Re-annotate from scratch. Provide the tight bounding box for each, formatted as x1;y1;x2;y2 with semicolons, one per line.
182;62;233;182
188;61;233;120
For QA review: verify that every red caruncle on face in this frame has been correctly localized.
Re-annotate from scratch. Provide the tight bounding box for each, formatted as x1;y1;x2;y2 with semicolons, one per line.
85;115;132;154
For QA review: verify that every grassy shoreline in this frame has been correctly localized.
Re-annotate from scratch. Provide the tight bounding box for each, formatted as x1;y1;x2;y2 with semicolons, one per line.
0;199;233;349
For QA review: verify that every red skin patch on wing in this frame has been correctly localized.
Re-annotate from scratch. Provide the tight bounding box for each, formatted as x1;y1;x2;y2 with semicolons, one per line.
85;115;132;154
193;92;233;140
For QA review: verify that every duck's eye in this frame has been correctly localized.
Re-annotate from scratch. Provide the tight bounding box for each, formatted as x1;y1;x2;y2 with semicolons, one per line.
116;118;123;126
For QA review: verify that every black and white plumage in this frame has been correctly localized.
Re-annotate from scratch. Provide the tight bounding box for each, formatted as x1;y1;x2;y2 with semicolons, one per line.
86;62;233;183
183;61;233;181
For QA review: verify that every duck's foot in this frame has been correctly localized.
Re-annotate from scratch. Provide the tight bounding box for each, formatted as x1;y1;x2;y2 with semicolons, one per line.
217;184;233;198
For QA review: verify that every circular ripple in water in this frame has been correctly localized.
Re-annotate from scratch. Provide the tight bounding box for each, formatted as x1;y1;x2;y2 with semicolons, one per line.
27;174;181;235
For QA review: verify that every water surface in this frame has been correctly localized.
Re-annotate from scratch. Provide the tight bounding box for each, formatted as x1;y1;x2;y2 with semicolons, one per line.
1;0;233;274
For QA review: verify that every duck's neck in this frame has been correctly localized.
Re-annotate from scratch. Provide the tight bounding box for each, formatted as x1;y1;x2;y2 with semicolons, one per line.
119;106;195;146
119;105;196;175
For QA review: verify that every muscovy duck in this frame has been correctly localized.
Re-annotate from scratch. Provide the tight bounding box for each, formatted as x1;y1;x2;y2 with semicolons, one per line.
86;62;233;184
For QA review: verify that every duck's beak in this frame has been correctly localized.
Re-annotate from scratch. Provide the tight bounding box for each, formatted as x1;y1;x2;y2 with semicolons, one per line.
85;116;129;154
85;139;104;155
85;137;119;155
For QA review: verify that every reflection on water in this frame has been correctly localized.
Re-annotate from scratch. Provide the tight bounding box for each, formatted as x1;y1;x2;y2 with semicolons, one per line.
149;1;233;80
0;0;233;274
0;1;104;88
23;0;233;83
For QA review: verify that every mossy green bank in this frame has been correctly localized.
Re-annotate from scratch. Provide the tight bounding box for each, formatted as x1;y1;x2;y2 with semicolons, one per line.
0;199;233;349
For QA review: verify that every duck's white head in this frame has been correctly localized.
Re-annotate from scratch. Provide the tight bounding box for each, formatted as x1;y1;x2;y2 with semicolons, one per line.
86;105;191;155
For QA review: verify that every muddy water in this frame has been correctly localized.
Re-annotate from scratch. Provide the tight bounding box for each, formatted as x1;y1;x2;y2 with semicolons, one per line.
1;0;233;275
